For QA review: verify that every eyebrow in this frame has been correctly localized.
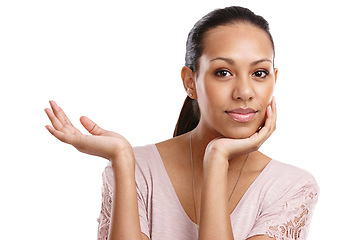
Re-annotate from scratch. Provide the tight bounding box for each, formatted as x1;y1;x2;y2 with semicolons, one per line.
210;57;272;66
250;58;273;66
210;57;235;65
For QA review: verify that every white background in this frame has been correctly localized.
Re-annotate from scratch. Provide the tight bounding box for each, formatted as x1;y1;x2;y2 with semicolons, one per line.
1;0;359;239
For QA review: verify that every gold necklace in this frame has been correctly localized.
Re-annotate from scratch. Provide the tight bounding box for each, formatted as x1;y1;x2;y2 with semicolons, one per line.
189;131;249;225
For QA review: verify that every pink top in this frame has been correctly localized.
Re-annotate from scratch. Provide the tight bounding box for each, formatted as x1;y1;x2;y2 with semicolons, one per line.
97;144;319;240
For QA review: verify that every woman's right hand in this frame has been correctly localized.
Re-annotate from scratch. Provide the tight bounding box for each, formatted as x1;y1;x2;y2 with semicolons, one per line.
45;100;133;162
46;101;146;240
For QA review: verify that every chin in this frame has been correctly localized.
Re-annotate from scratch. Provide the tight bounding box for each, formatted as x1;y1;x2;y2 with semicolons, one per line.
219;111;266;139
221;125;260;139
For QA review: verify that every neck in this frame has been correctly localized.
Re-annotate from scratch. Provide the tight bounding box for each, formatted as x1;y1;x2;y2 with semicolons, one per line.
189;123;224;165
189;123;251;168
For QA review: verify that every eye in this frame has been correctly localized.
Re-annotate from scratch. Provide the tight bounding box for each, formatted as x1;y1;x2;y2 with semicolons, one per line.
252;70;269;78
215;69;232;78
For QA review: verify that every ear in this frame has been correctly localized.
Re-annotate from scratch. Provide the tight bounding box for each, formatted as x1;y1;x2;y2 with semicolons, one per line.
274;68;278;84
181;66;197;99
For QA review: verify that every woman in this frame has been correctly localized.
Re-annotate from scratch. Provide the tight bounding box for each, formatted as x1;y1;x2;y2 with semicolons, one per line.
45;6;318;240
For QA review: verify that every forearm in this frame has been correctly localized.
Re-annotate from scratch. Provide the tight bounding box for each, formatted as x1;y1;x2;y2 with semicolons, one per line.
109;151;143;240
198;153;234;240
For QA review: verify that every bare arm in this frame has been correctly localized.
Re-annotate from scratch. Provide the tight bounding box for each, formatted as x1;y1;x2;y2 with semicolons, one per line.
198;98;277;240
108;152;144;240
45;101;148;240
198;152;233;239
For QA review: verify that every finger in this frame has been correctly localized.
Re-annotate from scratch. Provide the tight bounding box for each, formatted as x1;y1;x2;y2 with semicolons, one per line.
273;97;277;121
47;101;83;135
264;104;275;135
45;125;74;144
271;96;276;112
250;104;274;143
269;97;277;132
49;100;72;126
44;107;64;131
80;116;106;135
262;97;276;132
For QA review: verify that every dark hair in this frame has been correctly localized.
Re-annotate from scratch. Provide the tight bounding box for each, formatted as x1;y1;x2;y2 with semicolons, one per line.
173;6;275;137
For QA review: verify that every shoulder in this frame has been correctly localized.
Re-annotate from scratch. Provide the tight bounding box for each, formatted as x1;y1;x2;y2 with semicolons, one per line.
101;144;161;190
248;160;319;239
267;160;318;188
133;144;159;165
260;160;319;208
129;144;166;183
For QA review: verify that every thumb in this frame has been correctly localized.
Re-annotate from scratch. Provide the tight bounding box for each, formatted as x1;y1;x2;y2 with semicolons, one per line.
80;116;106;135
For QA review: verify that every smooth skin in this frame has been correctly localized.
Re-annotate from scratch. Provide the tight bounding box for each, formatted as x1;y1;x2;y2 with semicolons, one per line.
45;23;277;240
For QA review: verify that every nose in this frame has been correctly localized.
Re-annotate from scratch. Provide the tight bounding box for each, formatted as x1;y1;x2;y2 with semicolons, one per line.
232;76;254;101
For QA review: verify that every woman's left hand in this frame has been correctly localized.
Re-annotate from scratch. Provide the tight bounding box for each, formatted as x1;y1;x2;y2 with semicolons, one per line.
205;97;277;161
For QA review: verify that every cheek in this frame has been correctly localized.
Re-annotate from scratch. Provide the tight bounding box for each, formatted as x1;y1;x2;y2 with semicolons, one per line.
257;82;275;106
255;83;274;125
197;79;226;110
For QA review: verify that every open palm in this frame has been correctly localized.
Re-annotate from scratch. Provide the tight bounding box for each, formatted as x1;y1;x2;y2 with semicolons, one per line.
45;101;132;161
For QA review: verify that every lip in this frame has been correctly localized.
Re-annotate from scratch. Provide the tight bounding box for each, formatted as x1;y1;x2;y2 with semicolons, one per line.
226;108;257;123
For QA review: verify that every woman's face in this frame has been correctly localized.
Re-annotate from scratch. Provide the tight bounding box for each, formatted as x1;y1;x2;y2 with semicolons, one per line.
194;23;277;139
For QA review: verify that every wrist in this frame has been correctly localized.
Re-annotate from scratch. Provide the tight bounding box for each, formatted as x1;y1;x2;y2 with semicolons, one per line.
111;148;135;171
204;142;229;169
203;150;229;179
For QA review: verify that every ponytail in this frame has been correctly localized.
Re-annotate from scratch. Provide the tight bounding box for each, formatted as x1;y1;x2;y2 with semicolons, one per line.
173;96;200;137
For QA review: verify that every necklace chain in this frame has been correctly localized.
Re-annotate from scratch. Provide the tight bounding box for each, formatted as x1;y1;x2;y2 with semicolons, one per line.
189;131;249;225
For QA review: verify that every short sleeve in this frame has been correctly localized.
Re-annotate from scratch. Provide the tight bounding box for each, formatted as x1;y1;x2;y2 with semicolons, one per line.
249;174;319;240
134;154;151;238
97;165;113;240
136;182;150;238
97;162;151;240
